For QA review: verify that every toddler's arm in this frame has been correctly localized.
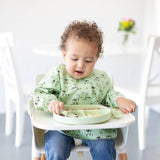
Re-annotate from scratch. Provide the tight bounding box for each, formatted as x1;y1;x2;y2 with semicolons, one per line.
32;66;61;112
48;100;64;115
116;97;136;114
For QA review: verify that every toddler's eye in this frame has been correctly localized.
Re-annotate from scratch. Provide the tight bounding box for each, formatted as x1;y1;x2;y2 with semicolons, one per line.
71;58;78;61
86;60;92;63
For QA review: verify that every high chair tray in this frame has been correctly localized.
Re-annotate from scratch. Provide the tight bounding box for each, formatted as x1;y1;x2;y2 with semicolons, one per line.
30;105;135;131
53;105;112;124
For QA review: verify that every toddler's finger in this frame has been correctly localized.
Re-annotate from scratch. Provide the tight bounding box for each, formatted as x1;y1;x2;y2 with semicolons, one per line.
119;107;129;114
130;103;136;112
59;102;64;111
48;104;53;113
55;103;59;114
127;106;133;113
130;105;134;112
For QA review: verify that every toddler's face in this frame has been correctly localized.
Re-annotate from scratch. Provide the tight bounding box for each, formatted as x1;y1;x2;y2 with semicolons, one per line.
62;37;98;79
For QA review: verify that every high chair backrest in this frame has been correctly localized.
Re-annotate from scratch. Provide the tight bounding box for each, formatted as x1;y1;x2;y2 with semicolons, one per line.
0;32;23;102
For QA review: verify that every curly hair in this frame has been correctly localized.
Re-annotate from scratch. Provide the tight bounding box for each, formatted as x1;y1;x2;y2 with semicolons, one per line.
59;20;104;57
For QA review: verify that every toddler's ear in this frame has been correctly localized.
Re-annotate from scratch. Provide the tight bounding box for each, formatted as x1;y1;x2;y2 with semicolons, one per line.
62;50;66;61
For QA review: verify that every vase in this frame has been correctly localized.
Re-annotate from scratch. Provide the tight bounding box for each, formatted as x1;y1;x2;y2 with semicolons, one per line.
121;32;132;53
122;32;130;46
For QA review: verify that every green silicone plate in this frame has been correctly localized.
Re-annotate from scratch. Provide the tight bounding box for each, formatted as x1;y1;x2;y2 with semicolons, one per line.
53;105;112;125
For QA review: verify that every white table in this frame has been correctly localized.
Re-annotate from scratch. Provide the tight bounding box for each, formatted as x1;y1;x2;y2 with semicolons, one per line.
32;43;145;56
32;44;61;56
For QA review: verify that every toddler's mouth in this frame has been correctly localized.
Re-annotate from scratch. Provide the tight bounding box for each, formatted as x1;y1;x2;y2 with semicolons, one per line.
75;70;84;75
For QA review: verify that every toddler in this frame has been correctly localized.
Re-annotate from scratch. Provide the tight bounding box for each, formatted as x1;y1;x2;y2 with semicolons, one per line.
33;20;136;160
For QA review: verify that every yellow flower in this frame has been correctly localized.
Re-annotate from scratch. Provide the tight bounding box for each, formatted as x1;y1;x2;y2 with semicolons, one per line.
122;21;129;28
118;17;136;32
129;20;134;27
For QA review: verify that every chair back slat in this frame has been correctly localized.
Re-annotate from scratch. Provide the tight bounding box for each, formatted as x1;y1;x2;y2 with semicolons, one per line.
0;32;14;47
140;36;160;100
0;33;23;101
148;38;160;86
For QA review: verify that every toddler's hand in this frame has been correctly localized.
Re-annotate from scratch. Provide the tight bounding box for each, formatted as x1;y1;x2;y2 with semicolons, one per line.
48;100;64;115
116;97;136;114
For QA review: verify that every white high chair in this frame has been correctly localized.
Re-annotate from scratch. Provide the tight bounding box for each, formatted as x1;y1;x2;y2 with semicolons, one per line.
115;35;160;150
0;32;32;147
28;73;135;160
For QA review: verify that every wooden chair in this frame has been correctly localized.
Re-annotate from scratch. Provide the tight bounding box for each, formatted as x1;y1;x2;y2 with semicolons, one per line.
115;35;160;150
0;32;32;147
28;73;135;160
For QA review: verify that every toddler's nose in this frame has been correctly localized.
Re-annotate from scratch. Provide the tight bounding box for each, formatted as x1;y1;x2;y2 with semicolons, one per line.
77;60;84;69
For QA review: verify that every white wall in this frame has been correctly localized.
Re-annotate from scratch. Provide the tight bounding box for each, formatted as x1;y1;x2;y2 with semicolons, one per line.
155;0;160;35
0;0;156;112
0;0;147;79
142;0;158;46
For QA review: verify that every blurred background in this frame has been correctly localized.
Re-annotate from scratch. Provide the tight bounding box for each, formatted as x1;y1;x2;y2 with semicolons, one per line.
0;0;160;159
1;0;159;112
